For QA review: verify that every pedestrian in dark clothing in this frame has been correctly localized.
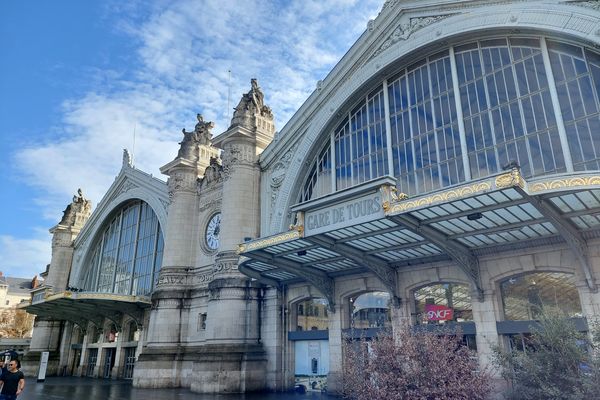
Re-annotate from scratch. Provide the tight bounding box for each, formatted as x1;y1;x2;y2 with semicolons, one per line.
0;360;25;400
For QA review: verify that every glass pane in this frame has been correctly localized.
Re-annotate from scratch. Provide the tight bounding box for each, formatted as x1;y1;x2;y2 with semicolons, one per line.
500;272;582;320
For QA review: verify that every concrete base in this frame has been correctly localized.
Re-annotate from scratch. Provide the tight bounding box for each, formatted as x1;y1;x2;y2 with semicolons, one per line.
190;344;266;393
21;350;61;378
133;344;266;393
132;346;184;388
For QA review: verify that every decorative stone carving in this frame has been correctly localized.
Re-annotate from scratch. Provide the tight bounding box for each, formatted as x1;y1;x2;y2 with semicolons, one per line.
221;143;257;181
159;198;170;210
566;0;600;11
371;15;453;59
229;79;274;129
178;114;214;161
117;180;137;197
122;149;132;167
59;188;92;228
198;197;221;213
155;268;188;290
167;170;197;197
201;157;223;187
269;144;297;210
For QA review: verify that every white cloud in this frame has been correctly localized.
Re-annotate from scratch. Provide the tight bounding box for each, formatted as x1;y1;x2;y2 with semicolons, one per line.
12;0;382;233
0;232;52;278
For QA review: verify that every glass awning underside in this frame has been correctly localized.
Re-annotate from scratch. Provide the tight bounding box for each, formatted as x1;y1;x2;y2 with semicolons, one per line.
239;169;600;305
21;290;150;330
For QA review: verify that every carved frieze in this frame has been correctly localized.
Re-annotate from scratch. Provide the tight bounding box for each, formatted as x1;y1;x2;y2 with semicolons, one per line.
155;268;189;290
371;15;454;60
167;170;197;197
221;143;257;181
200;157;224;188
269;143;297;210
198;197;222;213
565;0;600;11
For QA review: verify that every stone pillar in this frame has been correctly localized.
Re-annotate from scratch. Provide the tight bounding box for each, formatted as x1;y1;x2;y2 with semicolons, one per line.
133;117;218;388
57;322;73;375
262;288;284;391
24;190;91;376
190;79;275;393
133;160;197;388
75;329;88;377
326;305;344;394
471;288;501;376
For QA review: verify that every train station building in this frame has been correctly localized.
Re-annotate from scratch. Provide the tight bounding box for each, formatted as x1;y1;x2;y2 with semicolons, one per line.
20;0;600;394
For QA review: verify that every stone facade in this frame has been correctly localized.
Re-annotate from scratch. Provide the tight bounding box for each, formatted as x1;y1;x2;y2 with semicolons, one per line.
21;0;600;396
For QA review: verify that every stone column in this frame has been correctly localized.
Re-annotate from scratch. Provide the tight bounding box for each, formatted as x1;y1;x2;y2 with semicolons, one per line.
133;160;197;388
23;190;91;377
134;117;218;388
471;288;501;376
326;304;344;394
262;288;284;391
191;80;275;393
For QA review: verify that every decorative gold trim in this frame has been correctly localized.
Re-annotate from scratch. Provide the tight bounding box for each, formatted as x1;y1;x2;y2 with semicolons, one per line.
386;182;492;214
238;229;302;253
529;176;600;193
494;168;525;189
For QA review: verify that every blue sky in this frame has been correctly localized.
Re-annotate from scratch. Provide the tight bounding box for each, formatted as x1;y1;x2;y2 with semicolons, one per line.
0;0;381;278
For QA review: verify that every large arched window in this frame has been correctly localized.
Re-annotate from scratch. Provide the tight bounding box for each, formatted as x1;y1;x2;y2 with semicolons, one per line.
295;298;329;331
350;291;391;329
300;37;600;202
81;200;164;296
500;272;582;320
413;283;473;325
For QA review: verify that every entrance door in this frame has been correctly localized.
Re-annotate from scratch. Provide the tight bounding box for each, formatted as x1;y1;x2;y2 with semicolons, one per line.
103;348;116;379
70;349;81;376
123;347;136;379
86;349;98;377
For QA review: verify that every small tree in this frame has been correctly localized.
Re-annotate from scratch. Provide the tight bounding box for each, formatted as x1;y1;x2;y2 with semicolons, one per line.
343;325;491;400
494;311;600;400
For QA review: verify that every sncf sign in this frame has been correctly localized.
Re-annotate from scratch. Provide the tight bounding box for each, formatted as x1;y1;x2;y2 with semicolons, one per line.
425;304;454;321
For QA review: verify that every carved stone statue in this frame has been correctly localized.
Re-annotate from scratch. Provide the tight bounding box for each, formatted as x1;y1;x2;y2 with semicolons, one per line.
178;114;215;160
60;188;92;226
230;79;274;128
202;156;223;185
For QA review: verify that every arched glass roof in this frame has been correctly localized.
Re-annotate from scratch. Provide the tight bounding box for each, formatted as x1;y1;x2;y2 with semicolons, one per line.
80;200;164;296
300;37;600;203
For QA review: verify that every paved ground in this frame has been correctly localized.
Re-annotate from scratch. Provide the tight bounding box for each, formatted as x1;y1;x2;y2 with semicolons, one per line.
18;377;336;400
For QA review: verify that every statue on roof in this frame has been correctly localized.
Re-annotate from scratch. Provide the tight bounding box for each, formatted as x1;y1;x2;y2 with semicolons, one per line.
178;114;215;160
60;188;92;226
230;79;274;128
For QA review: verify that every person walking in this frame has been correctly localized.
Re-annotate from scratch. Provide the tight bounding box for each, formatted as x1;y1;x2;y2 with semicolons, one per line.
0;360;7;377
0;360;25;400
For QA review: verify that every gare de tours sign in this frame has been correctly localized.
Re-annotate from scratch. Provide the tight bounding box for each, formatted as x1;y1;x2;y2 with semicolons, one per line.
303;191;384;237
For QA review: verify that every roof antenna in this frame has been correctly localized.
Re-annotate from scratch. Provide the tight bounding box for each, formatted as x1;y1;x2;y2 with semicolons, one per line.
132;122;137;167
227;70;232;123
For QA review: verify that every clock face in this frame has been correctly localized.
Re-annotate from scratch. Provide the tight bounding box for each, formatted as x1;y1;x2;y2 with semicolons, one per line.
205;213;221;250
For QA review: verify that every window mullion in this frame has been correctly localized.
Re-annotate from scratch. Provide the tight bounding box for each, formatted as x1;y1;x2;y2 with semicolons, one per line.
93;233;105;292
406;73;419;192
111;209;124;293
449;46;471;181
541;37;574;172
366;94;373;180
427;62;442;189
383;79;394;177
149;222;161;292
129;202;143;296
330;131;336;193
348;111;353;186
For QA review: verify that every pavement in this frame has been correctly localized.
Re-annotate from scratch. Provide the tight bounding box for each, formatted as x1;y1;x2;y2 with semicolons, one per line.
18;377;336;400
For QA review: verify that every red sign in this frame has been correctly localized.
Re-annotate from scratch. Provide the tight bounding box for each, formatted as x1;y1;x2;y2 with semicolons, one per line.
425;304;454;321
